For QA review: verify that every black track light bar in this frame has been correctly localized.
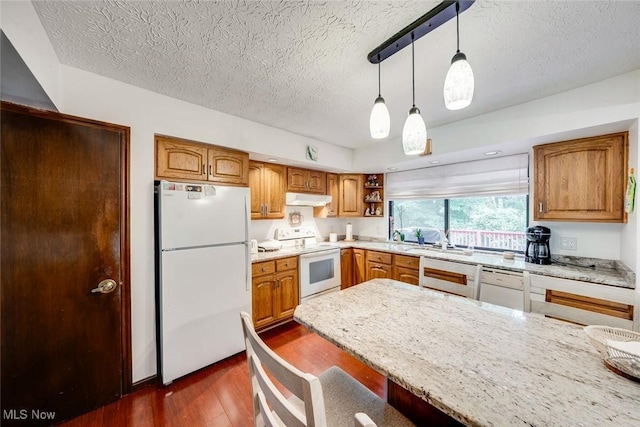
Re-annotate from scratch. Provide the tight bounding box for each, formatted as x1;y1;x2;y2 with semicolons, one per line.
367;0;475;64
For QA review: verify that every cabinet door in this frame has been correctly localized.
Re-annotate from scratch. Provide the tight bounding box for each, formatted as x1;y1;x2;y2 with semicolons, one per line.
156;136;207;181
340;248;354;289
394;266;419;286
287;167;309;192
338;174;363;217
275;270;299;321
307;170;326;193
353;249;365;285
534;132;627;222
248;162;264;219
325;173;339;217
252;275;277;329
207;147;248;185
263;163;286;219
366;261;391;281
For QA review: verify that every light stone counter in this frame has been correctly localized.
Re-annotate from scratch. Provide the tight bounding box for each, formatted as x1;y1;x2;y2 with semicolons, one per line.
251;240;634;289
294;279;640;427
335;241;635;289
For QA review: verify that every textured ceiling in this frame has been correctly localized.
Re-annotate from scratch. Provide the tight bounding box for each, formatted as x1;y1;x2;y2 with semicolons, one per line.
32;0;640;149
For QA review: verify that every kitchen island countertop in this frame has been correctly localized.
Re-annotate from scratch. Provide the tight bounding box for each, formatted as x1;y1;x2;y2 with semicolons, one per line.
294;279;640;426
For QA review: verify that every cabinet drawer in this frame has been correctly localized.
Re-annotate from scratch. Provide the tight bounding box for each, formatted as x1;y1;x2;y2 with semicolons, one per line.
546;290;633;321
423;267;467;285
276;257;298;272
366;251;392;265
481;269;523;290
395;255;419;269
423;258;478;280
252;261;276;277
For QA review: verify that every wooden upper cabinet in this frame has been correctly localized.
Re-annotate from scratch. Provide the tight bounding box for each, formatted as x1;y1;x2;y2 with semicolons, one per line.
338;174;363;217
156;136;207;181
287;167;326;194
325;173;339;217
533;132;628;222
249;161;286;220
155;134;249;185
314;173;339;218
207;147;249;185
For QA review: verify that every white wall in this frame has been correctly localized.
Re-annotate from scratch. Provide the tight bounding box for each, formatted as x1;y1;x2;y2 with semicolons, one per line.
0;0;60;107
620;121;639;273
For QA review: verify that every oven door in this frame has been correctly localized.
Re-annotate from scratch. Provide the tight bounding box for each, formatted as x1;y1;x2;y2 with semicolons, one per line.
299;248;341;302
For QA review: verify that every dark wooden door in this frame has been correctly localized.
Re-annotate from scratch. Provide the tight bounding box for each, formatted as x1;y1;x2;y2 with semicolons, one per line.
1;103;130;425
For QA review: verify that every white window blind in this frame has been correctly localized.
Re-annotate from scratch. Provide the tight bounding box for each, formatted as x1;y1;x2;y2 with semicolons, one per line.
386;153;529;199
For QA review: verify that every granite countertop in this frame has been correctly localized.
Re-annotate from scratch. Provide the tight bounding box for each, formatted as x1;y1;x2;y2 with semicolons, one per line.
294;279;640;427
250;240;635;289
340;241;635;289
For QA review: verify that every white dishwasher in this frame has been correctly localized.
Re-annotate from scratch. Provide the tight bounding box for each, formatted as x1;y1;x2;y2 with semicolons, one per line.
479;268;525;311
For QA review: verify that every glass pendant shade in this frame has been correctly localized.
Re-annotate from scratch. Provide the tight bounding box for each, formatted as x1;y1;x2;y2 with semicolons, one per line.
369;96;390;139
402;107;427;155
444;52;474;110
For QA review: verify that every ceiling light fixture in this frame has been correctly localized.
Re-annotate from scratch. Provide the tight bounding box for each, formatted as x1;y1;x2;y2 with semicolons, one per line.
402;37;427;156
483;150;501;156
367;1;475;156
369;58;390;139
443;1;474;110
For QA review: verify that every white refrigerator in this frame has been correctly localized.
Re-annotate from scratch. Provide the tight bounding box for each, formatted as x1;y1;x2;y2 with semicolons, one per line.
156;180;251;385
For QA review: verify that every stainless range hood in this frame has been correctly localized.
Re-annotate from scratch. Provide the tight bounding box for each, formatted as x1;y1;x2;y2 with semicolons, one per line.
285;192;332;207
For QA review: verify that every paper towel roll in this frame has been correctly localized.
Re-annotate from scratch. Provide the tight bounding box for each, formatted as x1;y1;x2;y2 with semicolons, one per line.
345;223;353;241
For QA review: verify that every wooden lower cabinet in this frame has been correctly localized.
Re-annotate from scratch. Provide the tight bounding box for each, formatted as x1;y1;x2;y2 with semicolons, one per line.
393;255;420;285
353;249;365;285
365;250;392;281
340;248;354;289
252;257;299;330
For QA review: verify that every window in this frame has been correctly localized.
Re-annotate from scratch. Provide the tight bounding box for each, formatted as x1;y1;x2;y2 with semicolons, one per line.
390;195;528;252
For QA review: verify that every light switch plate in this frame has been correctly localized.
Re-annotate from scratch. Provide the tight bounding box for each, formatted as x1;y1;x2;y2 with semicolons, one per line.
560;237;577;251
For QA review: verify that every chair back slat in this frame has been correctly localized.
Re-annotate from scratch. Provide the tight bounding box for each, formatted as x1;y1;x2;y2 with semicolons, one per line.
240;312;328;427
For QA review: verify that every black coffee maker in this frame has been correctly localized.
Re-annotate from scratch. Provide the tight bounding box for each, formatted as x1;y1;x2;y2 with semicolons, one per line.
525;226;551;264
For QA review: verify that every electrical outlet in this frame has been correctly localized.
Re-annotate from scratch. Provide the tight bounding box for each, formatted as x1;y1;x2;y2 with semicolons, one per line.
560;237;577;251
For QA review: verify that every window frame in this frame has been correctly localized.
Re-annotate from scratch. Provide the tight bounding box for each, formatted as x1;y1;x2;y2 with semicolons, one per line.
388;195;530;253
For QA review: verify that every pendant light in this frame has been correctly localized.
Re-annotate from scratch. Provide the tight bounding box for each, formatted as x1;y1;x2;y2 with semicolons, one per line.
369;58;390;139
443;1;474;110
402;36;427;155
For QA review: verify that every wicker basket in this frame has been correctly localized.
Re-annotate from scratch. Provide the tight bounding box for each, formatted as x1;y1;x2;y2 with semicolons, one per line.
584;325;640;381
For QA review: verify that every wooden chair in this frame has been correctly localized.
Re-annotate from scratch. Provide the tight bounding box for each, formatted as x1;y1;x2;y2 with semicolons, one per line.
240;312;414;427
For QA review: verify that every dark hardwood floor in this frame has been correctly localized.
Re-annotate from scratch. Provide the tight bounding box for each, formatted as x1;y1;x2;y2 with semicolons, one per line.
59;321;385;426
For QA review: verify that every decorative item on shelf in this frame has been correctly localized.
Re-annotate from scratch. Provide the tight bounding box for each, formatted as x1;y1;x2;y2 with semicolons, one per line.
364;190;381;202
375;207;382;216
443;1;474;110
366;1;475;156
366;175;379;187
415;228;424;245
369;60;390;139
